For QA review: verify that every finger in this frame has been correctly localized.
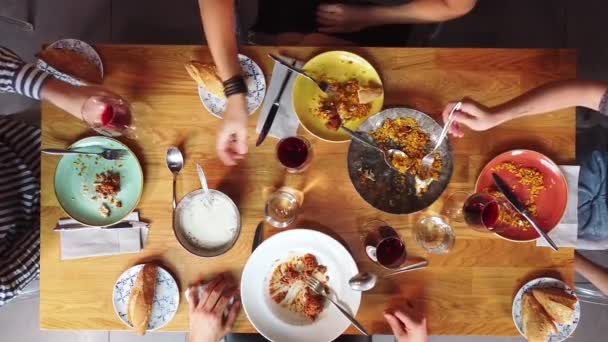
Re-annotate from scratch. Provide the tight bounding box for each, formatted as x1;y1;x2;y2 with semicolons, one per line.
458;102;484;118
213;286;237;315
217;133;237;166
384;313;406;337
394;309;418;328
318;4;343;14
223;300;241;334
198;274;224;310
452;112;477;130
235;130;248;155
204;279;228;311
188;286;199;313
442;102;458;124
451;121;464;137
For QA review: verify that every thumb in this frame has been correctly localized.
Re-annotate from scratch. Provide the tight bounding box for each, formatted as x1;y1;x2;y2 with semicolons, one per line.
451;111;478;130
384;313;406;337
235;128;248;155
319;4;343;13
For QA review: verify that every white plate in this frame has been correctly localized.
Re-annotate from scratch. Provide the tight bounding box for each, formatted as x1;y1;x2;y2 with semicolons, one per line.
512;277;580;342
112;264;180;332
241;229;361;342
36;38;103;86
198;54;266;118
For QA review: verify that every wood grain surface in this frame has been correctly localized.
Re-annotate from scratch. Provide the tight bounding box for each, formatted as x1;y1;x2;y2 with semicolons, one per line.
40;45;576;335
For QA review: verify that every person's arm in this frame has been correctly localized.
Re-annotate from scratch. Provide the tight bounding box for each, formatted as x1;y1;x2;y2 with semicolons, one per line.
198;0;249;166
442;79;608;137
0;46;52;100
575;252;608;296
317;0;477;33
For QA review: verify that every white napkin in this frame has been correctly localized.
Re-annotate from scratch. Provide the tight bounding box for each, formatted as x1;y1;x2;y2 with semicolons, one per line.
255;56;301;140
57;212;149;260
537;166;579;248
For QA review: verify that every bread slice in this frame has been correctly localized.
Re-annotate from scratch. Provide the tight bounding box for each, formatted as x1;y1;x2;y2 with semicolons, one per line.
185;61;225;98
37;47;102;84
532;288;577;325
128;264;158;335
357;83;383;104
522;293;557;342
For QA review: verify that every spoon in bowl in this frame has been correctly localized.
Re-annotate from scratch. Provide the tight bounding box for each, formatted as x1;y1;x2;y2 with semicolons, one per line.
348;260;429;292
341;125;407;172
166;147;184;209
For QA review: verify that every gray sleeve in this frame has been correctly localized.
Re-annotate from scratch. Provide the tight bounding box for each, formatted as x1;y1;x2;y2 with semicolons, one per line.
599;88;608;116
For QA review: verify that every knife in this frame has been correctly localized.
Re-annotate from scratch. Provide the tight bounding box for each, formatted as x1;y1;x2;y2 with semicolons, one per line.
491;172;559;251
252;221;265;252
256;58;295;146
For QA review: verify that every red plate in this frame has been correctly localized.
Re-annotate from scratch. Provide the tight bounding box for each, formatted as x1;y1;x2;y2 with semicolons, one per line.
475;150;568;242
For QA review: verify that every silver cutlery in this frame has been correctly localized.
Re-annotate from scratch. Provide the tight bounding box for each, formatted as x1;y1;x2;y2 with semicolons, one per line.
166;147;184;210
348;260;429;292
421;101;461;170
268;54;330;94
42;148;128;161
341;125;407;172
251;221;265;252
492;172;559;251
304;276;369;336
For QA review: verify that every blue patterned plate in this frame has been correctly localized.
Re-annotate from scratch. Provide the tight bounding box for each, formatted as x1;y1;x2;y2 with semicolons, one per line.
36;38;103;86
112;264;180;332
198;54;266;118
512;277;580;342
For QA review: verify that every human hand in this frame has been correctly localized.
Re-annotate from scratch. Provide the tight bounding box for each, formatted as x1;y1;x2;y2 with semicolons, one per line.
384;309;428;342
41;79;124;120
442;100;499;138
217;94;249;166
188;274;241;342
317;4;373;33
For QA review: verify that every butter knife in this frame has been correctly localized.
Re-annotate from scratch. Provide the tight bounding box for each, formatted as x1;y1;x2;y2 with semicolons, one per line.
492;172;559;251
252;221;265;252
256;57;295;146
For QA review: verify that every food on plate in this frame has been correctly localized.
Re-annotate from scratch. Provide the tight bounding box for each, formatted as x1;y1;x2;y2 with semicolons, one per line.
128;264;158;336
37;47;102;84
371;117;442;196
486;163;546;231
269;253;328;321
314;79;382;130
99;203;111;217
522;293;557;342
532;287;578;325
185;61;225;98
94;171;122;216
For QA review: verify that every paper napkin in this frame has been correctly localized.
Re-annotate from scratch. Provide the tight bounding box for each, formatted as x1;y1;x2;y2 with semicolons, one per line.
255;56;302;140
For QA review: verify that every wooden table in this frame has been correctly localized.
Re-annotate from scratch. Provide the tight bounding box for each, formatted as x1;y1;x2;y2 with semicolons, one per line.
41;45;576;335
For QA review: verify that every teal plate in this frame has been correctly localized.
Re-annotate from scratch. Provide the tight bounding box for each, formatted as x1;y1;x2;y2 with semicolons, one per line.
54;136;143;226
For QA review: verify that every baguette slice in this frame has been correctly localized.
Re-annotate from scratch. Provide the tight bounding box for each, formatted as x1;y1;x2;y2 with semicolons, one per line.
128;264;158;336
532;288;577;325
185;61;225;99
37;47;102;84
522;293;557;342
357;83;383;104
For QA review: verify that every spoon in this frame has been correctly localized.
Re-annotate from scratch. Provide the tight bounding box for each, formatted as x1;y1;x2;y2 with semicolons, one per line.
348;260;429;292
341;125;407;172
196;163;212;205
421;101;462;170
166;147;184;209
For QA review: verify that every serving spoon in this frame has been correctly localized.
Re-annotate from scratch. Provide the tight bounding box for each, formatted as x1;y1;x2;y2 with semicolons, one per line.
166;147;184;209
341;125;407;172
348;260;429;292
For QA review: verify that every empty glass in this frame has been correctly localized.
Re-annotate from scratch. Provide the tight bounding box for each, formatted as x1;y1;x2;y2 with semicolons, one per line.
441;191;471;223
413;216;455;254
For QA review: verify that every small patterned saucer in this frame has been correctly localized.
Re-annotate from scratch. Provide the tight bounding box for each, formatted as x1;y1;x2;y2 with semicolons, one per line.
512;277;580;342
36;38;103;86
198;54;266;118
112;264;180;332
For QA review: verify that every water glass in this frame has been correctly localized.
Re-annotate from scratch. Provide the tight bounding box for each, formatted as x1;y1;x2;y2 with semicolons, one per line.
413;216;455;254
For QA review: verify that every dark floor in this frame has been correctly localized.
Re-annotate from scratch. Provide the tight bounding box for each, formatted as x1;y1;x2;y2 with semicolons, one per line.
0;0;607;341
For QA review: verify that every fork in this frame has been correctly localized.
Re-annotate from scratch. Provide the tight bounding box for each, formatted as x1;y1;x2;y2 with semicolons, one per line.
268;54;330;93
421;101;462;171
41;148;128;161
304;276;369;336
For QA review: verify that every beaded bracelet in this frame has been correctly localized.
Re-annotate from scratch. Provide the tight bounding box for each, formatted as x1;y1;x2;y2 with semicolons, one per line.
223;76;248;98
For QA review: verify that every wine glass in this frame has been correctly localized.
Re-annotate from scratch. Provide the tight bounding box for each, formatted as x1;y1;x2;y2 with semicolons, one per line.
462;192;503;232
81;95;135;137
441;190;471;223
276;136;313;173
362;220;406;269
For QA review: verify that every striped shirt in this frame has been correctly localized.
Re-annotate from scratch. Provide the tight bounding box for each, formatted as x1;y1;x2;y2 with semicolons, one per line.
0;46;49;306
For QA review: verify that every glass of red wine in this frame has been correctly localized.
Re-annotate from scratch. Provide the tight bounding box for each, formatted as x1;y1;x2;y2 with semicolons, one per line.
462;192;502;232
363;220;406;269
81;95;135;137
276;136;313;173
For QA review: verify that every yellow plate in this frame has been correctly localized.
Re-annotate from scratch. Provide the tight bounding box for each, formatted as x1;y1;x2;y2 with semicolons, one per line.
292;51;384;142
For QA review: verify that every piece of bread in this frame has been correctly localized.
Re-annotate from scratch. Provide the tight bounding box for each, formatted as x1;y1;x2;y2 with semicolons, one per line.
185;61;225;98
128;264;158;336
357;83;383;104
532;288;577;325
37;47;102;84
522;293;557;342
